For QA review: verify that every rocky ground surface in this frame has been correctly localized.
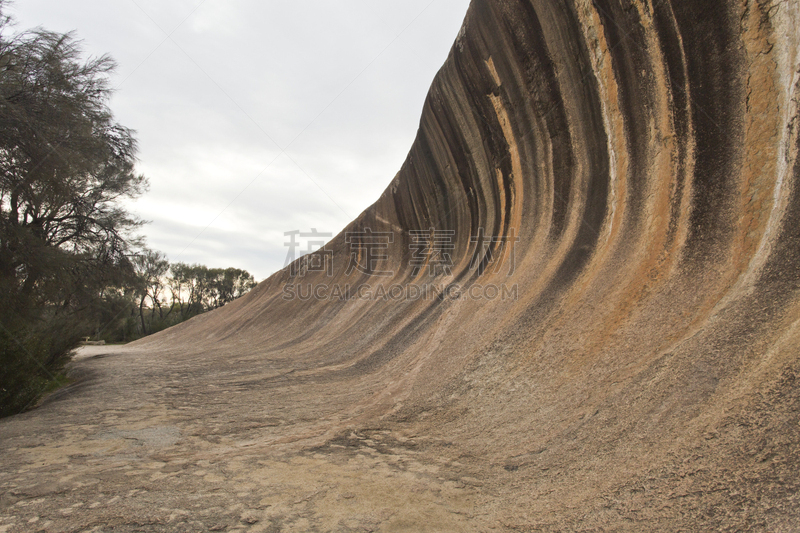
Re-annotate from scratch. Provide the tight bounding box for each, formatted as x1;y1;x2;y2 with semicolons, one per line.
3;342;797;532
0;346;493;532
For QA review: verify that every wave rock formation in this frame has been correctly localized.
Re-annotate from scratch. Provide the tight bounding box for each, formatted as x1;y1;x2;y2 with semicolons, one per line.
145;0;800;526
138;0;800;526
5;0;799;530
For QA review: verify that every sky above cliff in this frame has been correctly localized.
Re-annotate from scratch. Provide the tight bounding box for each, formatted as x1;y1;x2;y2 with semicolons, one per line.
8;0;471;280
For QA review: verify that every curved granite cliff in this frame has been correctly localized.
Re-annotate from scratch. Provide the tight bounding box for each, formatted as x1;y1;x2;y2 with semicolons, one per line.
112;0;800;528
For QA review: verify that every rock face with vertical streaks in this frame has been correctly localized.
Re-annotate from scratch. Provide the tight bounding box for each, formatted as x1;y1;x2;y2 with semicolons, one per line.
2;0;799;530
140;0;800;527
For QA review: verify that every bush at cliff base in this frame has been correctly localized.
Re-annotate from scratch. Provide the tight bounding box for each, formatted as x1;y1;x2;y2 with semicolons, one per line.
0;318;79;418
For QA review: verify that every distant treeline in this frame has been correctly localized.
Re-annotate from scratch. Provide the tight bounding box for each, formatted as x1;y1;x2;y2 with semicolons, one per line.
120;251;257;342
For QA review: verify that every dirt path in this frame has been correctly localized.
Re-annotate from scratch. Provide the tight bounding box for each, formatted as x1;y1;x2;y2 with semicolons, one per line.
0;346;489;532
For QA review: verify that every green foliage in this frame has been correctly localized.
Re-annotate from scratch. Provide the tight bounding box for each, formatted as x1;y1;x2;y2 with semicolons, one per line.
0;4;259;417
0;314;79;417
169;263;257;316
100;258;258;342
131;249;169;336
0;4;145;417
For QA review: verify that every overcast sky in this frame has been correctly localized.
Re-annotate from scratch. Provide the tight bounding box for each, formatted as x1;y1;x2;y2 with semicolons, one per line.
9;0;471;280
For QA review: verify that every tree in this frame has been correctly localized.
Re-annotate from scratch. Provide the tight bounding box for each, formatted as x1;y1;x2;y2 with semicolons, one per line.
77;257;259;344
209;267;258;308
132;249;169;336
167;263;257;320
0;4;147;416
168;262;207;321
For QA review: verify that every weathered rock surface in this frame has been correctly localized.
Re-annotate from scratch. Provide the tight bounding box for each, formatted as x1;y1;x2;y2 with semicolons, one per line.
2;0;800;530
